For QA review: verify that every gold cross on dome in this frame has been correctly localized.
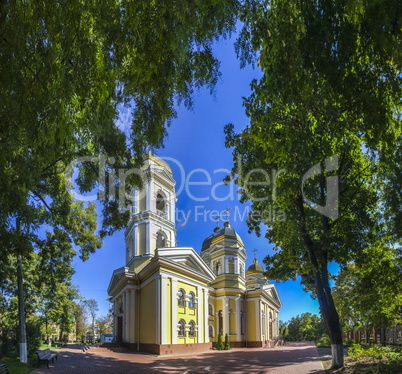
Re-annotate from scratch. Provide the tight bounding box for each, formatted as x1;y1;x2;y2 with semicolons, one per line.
222;207;231;221
252;248;258;259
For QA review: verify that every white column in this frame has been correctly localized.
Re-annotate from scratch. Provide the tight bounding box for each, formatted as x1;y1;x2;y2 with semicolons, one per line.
236;297;241;341
171;279;177;344
133;226;139;256
146;222;151;255
146;180;152;211
161;276;168;344
123;291;127;341
223;297;229;335
204;290;209;343
113;301;117;340
155;275;161;344
256;300;261;342
126;290;131;342
130;290;135;342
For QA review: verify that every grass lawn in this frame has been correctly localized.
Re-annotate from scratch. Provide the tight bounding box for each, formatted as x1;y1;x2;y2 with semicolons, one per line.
320;344;402;374
1;344;66;373
0;357;36;374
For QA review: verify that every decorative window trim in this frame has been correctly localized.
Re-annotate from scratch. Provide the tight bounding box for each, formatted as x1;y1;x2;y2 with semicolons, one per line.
177;289;186;307
177;319;186;337
188;320;197;337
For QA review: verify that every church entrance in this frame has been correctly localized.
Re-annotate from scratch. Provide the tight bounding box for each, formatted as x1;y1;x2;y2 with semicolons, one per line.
117;317;123;342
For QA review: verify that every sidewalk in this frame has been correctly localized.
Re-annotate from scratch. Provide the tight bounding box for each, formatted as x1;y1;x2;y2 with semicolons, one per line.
30;342;325;374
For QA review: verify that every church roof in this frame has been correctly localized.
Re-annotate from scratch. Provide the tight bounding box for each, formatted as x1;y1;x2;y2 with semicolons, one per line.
246;258;264;274
201;221;244;251
144;152;172;173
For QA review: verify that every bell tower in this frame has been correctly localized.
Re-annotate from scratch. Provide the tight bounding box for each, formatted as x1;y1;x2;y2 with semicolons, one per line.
125;153;176;273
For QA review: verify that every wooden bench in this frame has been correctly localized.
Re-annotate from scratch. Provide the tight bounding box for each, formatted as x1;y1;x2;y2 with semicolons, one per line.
35;348;58;368
0;363;9;374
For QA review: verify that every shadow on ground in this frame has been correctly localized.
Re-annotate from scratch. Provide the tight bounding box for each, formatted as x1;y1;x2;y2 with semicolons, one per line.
30;342;325;374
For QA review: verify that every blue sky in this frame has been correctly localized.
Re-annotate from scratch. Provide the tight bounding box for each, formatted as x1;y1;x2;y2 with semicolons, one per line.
72;36;326;323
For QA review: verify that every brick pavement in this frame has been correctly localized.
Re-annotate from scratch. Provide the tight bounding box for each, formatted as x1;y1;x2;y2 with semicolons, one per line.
30;342;325;374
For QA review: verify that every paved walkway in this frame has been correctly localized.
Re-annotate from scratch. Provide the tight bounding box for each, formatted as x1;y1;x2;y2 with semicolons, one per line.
30;342;325;374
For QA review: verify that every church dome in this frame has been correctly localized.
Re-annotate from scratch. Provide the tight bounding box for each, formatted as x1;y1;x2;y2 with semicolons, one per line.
201;221;244;251
246;258;264;274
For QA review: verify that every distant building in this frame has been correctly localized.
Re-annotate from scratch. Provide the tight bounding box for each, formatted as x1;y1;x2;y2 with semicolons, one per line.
101;334;113;343
108;154;281;355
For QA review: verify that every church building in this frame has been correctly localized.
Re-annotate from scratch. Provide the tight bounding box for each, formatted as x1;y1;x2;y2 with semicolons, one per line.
107;154;281;355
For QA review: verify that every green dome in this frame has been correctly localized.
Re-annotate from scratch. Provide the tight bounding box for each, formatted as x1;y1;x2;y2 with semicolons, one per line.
246;259;264;274
201;221;244;251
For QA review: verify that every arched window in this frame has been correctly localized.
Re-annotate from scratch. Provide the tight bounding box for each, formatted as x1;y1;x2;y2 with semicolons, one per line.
215;261;221;275
209;325;214;338
156;231;166;249
188;292;195;308
177;289;186;307
240;264;244;278
208;304;213;316
218;310;223;334
156;192;166;212
178;319;185;337
188;320;196;337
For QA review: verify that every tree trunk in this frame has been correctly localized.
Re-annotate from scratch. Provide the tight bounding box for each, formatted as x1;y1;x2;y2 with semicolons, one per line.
17;253;28;363
314;266;344;369
298;196;343;368
381;327;386;346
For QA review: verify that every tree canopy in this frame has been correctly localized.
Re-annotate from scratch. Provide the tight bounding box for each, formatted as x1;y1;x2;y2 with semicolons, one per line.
226;0;402;368
280;313;326;342
333;245;402;332
0;0;239;361
0;0;239;255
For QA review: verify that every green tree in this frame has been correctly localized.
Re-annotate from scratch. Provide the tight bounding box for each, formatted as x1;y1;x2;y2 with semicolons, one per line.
286;313;326;342
0;251;79;353
96;314;113;336
333;245;402;343
227;0;402;369
83;299;99;343
216;332;224;350
73;302;88;343
0;0;239;361
279;320;289;340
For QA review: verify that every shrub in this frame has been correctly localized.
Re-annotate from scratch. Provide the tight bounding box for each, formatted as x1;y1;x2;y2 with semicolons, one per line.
316;333;331;347
216;332;223;350
348;344;366;359
224;333;230;350
26;317;42;358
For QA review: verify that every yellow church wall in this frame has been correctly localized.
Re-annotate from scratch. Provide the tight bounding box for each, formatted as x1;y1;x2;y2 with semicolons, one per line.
246;300;258;342
176;280;198;344
215;298;223;337
130;256;151;273
138;223;146;256
139;279;156;344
